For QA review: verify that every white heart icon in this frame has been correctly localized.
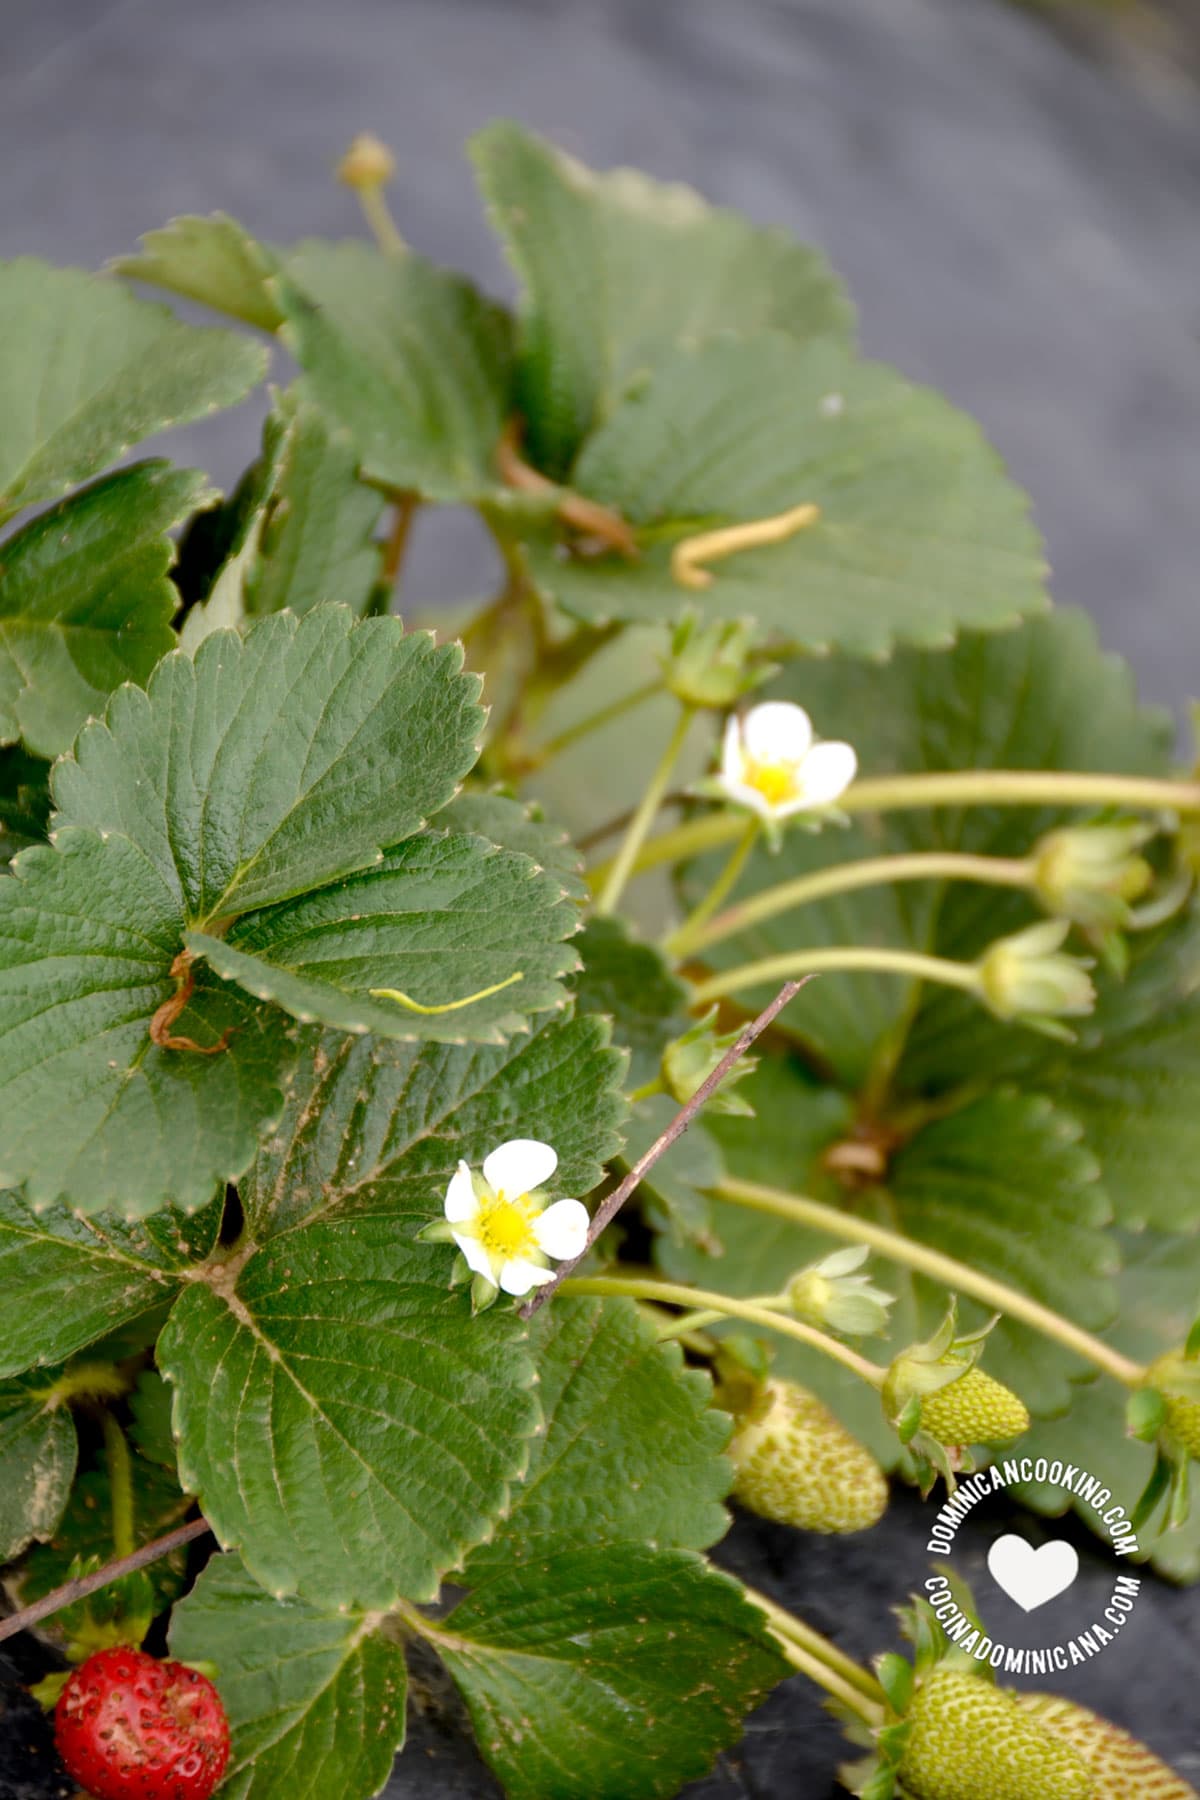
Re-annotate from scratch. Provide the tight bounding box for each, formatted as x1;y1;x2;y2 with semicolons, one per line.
987;1535;1079;1613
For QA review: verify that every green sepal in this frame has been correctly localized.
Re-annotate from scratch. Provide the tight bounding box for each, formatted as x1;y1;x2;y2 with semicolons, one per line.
448;1251;472;1289
1167;1452;1192;1530
29;1672;71;1711
1130;1451;1173;1532
471;1273;500;1314
1127;1386;1168;1442
875;1654;913;1714
893;1393;923;1445
415;1219;458;1245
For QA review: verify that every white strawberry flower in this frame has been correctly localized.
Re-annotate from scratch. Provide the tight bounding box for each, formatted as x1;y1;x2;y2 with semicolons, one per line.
443;1138;589;1300
717;701;857;825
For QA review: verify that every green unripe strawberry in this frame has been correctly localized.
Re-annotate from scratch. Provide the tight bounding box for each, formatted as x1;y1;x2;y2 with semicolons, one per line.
726;1377;887;1534
919;1368;1030;1447
1142;1354;1200;1458
1019;1694;1198;1798
901;1667;1092;1800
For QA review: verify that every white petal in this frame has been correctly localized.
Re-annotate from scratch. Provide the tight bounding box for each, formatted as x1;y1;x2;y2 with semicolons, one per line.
742;701;812;765
722;779;779;822
452;1232;496;1282
721;713;746;785
482;1138;558;1198
498;1258;555;1297
445;1161;479;1223
532;1198;590;1260
796;740;857;807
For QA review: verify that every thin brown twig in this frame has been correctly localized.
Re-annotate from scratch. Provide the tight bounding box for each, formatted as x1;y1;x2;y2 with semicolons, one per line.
0;1518;213;1647
520;978;813;1319
149;952;233;1056
494;418;640;558
381;494;417;591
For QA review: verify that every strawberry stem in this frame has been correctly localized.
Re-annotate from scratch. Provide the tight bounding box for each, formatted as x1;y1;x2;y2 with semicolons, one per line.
665;818;761;958
673;848;1035;958
717;1175;1145;1387
558;1274;886;1389
690;945;983;1010
743;1584;886;1719
595;702;696;916
590;768;1200;888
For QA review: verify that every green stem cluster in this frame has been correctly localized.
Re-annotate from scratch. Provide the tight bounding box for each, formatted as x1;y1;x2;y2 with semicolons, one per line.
595;704;695;916
716;1176;1145;1387
560;1274;885;1388
690;945;983;1009
589;768;1200;890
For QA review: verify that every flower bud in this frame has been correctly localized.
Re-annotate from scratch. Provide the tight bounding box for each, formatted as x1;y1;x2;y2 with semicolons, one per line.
660;1007;756;1116
337;132;397;190
976;919;1095;1033
1033;823;1153;930
787;1245;894;1338
661;617;775;710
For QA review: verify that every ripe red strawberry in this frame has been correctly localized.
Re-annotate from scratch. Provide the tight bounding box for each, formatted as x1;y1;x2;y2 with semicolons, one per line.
54;1646;230;1800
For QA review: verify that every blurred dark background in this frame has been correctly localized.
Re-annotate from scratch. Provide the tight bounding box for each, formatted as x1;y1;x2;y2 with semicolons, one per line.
3;0;1199;1793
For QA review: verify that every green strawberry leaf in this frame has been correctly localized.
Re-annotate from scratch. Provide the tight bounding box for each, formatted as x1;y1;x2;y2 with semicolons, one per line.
170;1012;626;1605
179;389;386;646
1034;990;1200;1230
0;259;267;523
446;788;587;901
439;1546;787;1800
0;830;297;1216
471;120;852;477
53;607;485;922
886;1090;1117;1413
0;746;49;866
0;463;211;757
186;827;581;1045
0;1186;222;1378
128;1370;178;1473
239;388;386;618
1016;1230;1200;1579
277;242;515;502
520;335;1047;657
465;1295;730;1576
619;1095;726;1251
572;915;690;1088
16;1445;194;1623
114;213;285;332
0;1371;77;1561
240;1012;625;1243
158;1213;540;1609
169;1551;408;1800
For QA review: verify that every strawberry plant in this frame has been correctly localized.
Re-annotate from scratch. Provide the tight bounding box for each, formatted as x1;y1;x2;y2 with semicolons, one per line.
1;120;1199;1797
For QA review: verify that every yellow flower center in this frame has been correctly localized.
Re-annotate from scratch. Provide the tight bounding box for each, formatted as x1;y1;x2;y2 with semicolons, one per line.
744;758;801;808
476;1191;540;1261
